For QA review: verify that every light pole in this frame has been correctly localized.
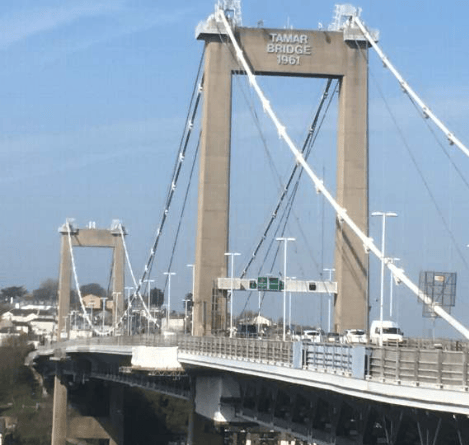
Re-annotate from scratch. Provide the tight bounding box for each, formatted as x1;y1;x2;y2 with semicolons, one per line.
323;268;335;332
144;279;155;334
276;237;295;342
125;286;133;336
183;298;190;334
163;272;176;330
187;264;195;335
288;277;296;333
372;211;398;347
102;297;107;333
112;292;121;335
89;302;95;331
389;258;400;318
225;252;240;338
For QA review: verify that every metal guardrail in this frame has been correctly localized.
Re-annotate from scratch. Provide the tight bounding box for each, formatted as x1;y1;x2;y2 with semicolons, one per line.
178;336;293;366
36;335;469;390
369;346;469;389
54;334;180;349
304;343;355;376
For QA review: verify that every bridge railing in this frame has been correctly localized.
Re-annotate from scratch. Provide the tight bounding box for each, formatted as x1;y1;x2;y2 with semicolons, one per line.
369;346;469;389
303;343;366;378
178;336;293;366
51;334;180;350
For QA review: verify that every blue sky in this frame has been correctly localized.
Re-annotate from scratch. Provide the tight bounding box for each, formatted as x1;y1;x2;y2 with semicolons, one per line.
1;0;469;338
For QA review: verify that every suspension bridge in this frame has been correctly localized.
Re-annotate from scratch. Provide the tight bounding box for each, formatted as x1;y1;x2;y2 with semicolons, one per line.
28;3;469;444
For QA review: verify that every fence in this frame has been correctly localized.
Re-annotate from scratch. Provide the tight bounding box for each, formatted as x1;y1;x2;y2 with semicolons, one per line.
369;346;469;389
178;336;293;366
45;335;469;390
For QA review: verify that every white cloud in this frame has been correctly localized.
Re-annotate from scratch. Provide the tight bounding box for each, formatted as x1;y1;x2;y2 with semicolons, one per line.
0;1;124;49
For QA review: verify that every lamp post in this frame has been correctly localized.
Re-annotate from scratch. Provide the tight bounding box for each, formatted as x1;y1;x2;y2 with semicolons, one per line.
276;237;295;342
323;268;335;332
371;211;398;347
112;292;121;335
102;297;107;333
125;286;133;336
288;277;296;334
163;272;176;330
389;258;400;318
187;264;195;335
225;252;240;338
89;302;95;331
183;298;190;334
144;279;155;334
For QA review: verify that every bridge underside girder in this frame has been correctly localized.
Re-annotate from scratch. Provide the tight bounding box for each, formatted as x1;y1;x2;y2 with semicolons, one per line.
235;375;468;445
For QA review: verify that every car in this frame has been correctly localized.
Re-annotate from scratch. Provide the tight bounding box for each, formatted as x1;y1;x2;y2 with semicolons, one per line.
301;329;324;343
325;332;341;343
343;329;367;344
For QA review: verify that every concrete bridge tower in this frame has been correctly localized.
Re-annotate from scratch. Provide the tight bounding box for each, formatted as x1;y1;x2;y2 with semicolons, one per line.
193;4;372;335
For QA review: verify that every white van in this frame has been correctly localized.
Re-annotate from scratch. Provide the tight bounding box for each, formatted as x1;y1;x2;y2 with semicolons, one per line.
370;320;403;345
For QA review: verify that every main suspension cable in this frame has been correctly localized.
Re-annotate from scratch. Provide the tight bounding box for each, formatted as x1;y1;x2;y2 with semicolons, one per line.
353;15;469;159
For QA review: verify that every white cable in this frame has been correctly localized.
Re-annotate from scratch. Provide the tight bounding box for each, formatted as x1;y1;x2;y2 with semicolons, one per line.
216;10;469;340
353;16;469;159
118;224;159;326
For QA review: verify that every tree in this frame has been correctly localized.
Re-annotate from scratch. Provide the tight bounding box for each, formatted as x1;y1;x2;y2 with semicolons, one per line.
0;286;27;301
32;279;58;302
80;283;106;297
150;288;164;307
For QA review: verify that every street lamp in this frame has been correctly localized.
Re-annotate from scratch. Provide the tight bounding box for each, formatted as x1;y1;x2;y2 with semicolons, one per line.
102;297;107;333
323;268;335;332
183;298;190;334
276;237;295;342
187;264;195;336
163;272;176;330
389;258;400;318
225;252;240;338
89;301;95;330
288;277;296;333
371;211;398;347
124;286;134;336
144;279;155;334
112;292;121;335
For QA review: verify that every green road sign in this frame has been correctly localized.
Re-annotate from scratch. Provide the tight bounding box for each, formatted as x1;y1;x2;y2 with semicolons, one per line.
258;277;267;290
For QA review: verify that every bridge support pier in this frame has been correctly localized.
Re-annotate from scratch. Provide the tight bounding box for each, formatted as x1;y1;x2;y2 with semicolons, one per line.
51;377;124;445
51;376;68;445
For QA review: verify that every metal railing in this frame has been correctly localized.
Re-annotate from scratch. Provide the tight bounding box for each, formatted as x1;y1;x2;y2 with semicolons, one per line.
369;346;469;389
36;334;469;390
52;334;180;350
178;336;293;366
304;343;355;376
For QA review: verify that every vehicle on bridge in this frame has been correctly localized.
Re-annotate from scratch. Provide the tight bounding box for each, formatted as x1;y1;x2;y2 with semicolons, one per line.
342;329;367;344
370;320;404;345
301;329;324;343
325;332;341;343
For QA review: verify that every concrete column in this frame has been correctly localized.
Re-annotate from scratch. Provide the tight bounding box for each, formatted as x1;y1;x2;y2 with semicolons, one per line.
57;229;72;339
51;376;68;445
334;42;369;332
193;37;233;336
109;384;124;445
